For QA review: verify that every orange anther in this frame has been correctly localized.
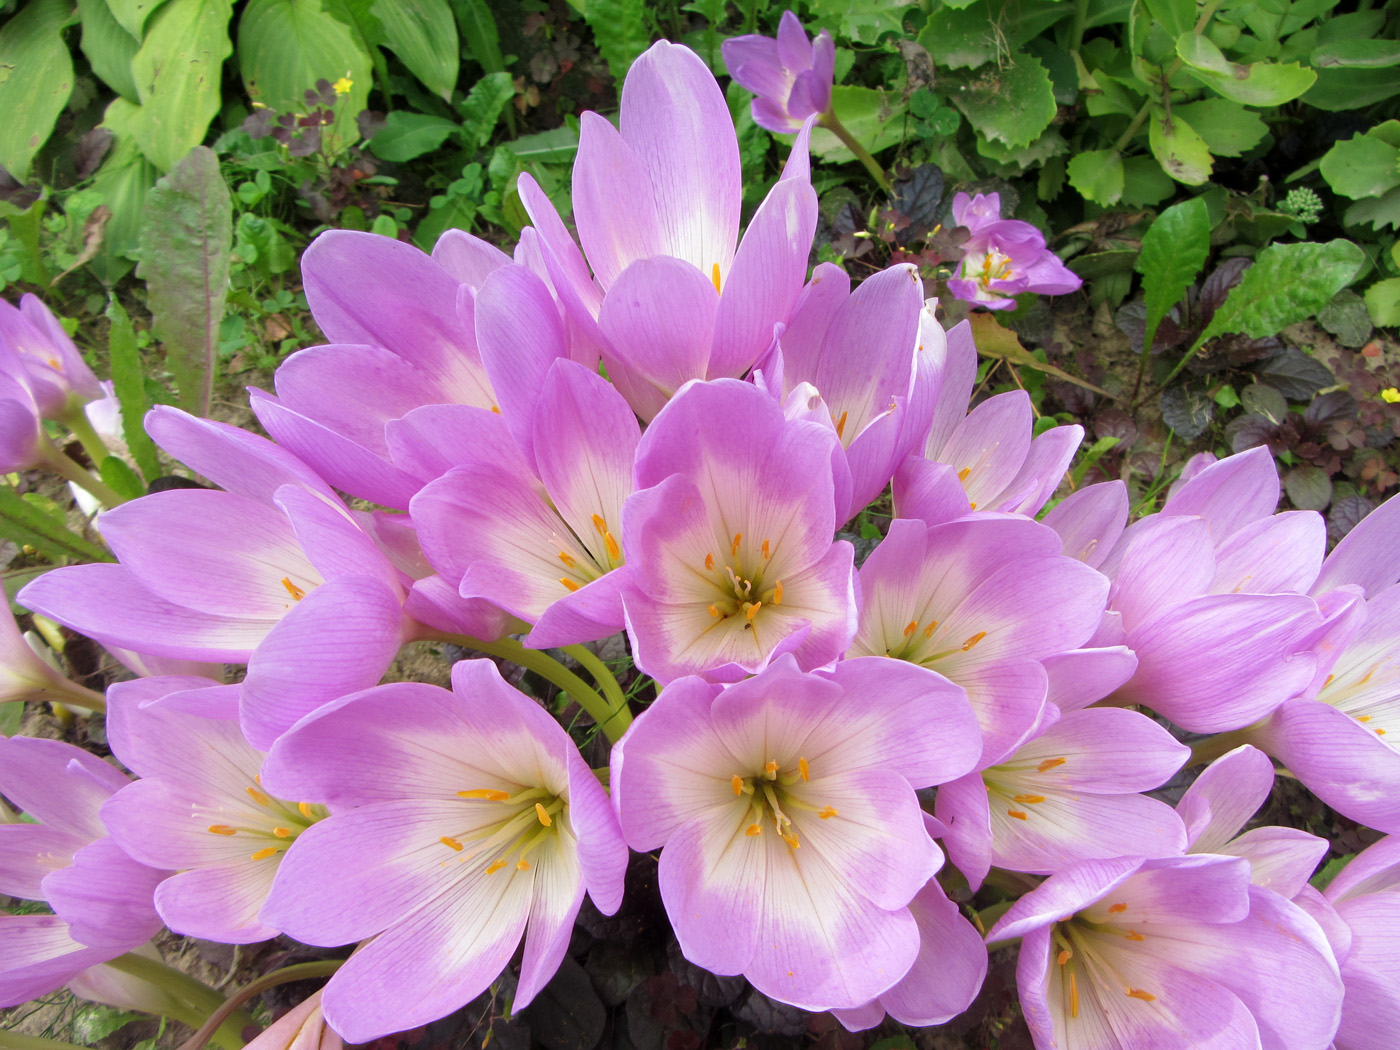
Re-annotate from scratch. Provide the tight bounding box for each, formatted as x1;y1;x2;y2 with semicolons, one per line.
560;577;580;592
281;577;306;601
440;836;464;851
250;847;279;861
1007;809;1029;820
207;824;237;836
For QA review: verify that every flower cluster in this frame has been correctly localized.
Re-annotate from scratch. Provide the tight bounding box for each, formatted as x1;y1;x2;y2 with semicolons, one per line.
1;36;1396;1050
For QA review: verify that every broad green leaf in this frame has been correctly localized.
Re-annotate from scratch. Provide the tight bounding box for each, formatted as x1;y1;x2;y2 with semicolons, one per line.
1148;108;1213;185
807;0;912;42
0;485;111;563
77;0;141;101
1320;131;1400;200
916;5;1000;69
1120;153;1176;205
1172;99;1267;157
87;118;159;283
100;456;146;502
502;125;578;161
1305;66;1400;111
367;111;460;162
1311;40;1400;68
0;0;74;181
459;72;516;149
137;147;233;418
107;0;169;38
106;298;162;484
128;0;234;171
1176;34;1316;105
450;0;505;73
810;86;908;160
1137;196;1210;356
952;52;1057;149
239;0;373;149
1344;185;1400;232
372;0;458;100
584;0;649;82
975;128;1066;170
1143;0;1194;39
1365;278;1400;327
1067;149;1125;205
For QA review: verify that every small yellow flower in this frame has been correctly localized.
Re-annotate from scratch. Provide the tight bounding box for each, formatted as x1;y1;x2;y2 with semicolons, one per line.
1382;388;1400;404
332;76;354;95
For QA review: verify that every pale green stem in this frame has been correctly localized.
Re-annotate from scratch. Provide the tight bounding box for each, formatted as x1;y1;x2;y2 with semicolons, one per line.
436;634;632;742
35;436;125;509
176;961;344;1050
559;643;630;733
106;954;254;1050
1070;0;1092;53
0;1034;91;1050
818;112;892;193
1185;727;1257;768
60;411;113;474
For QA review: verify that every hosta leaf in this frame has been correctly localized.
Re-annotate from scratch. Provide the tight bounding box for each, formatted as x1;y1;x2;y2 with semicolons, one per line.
372;0;458;99
77;0;141;101
0;0;74;181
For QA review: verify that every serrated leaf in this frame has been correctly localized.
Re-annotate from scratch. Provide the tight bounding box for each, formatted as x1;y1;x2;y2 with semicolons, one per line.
77;0;142;101
1344;185;1400;232
584;0;650;82
1176;33;1316;105
1172;99;1267;157
1136;196;1209;358
1149;108;1213;185
952;51;1057;149
1364;277;1400;327
0;0;75;181
127;0;234;171
450;0;505;73
807;0;913;42
137;146;233;418
239;0;373;148
0;485;110;563
372;0;458;99
106;298;162;484
1320;132;1400;200
1285;465;1333;510
1202;241;1366;344
1067;149;1125;205
367;111;460;162
459;72;515;150
99;457;146;502
916;4;1000;69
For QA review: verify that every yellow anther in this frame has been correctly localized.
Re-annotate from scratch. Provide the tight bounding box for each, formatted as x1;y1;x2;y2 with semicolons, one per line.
1012;794;1046;804
731;532;742;555
705;552;715;570
273;827;293;838
298;802;316;819
485;859;507;874
1358;715;1372;722
605;531;621;561
250;847;279;861
459;789;511;801
969;502;978;511
1056;949;1072;966
957;467;971;482
1124;930;1145;941
731;775;744;796
534;803;553;827
1378;728;1387;736
560;577;581;592
1108;903;1128;914
798;757;810;782
281;577;306;601
592;514;607;534
923;620;937;638
961;631;987;651
517;859;531;871
765;759;779;776
711;262;722;294
1126;989;1156;1002
247;787;272;807
744;601;761;621
903;620;918;637
440;836;464;851
773;580;783;604
1325;674;1335;688
1069;971;1080;1018
491;405;501;414
818;806;838;819
746;823;763;836
1037;757;1067;772
207;824;237;836
834;410;848;440
708;604;722;619
559;551;576;568
781;831;800;849
761;539;770;560
1007;809;1029;820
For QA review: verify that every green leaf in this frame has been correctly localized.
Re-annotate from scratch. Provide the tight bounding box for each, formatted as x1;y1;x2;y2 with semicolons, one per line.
137;146;233;418
502;125;578;161
459;72;516;150
368;110;460;162
1320;130;1400;200
1171;99;1267;157
1305;65;1400;111
239;0;373;149
810;86;908;160
1310;853;1353;892
916;5;1000;69
1148;108;1213;185
951;52;1057;149
127;0;234;171
106;298;162;484
77;0;141;101
1364;277;1400;327
100;456;146;502
1067;149;1125;205
0;0;75;181
1137;196;1210;357
372;0;458;100
1344;185;1400;232
1143;0;1194;39
1176;33;1317;105
107;0;169;38
450;0;505;73
1120;154;1177;206
1311;39;1400;69
806;0;912;42
0;485;111;563
87;122;159;283
583;0;649;82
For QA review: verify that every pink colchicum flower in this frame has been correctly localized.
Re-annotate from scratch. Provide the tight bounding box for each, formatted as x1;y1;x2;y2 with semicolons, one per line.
242;990;342;1050
723;10;836;133
0;294;103;421
946;193;1082;311
987;853;1343;1050
611;655;983;1011
258;660;627;1044
1320;836;1400;1050
619;378;856;684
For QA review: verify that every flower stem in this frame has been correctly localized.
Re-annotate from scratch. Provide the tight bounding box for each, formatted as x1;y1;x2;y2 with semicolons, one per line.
1184;728;1256;768
560;643;631;734
106;953;255;1050
0;1036;92;1050
36;436;125;509
818;112;892;193
175;961;344;1050
61;411;113;475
